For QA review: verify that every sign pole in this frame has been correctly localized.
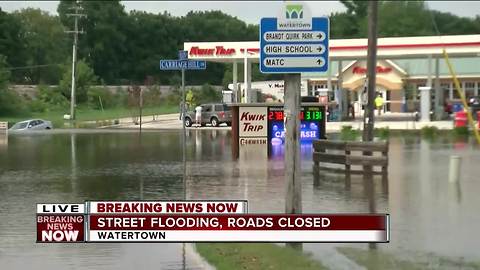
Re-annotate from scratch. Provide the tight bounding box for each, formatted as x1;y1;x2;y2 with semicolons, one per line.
181;68;187;200
259;2;329;251
160;50;206;201
139;88;143;132
284;73;302;250
362;1;378;142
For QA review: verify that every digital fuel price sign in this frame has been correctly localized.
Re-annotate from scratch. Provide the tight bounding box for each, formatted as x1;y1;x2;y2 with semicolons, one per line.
267;105;326;146
268;109;323;122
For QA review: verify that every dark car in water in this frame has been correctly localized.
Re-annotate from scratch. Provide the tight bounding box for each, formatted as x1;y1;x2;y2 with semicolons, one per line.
184;103;232;127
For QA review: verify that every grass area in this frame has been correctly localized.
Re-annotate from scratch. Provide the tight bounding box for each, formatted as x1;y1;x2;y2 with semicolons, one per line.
0;105;178;128
339;125;361;141
196;243;327;270
337;247;480;270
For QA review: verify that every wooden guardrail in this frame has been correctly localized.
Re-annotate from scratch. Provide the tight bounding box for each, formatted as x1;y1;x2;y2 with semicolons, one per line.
313;139;389;175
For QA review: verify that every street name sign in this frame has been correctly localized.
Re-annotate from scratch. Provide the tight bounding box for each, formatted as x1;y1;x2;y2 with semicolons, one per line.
159;50;206;70
260;3;329;73
159;59;206;70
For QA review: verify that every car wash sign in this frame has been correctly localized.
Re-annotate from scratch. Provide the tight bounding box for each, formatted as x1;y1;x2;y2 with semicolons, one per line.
260;2;329;73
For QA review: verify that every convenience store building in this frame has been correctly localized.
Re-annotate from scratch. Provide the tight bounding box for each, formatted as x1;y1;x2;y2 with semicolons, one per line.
184;34;480;113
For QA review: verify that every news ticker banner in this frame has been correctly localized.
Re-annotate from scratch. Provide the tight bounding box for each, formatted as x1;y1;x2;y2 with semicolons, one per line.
37;201;389;243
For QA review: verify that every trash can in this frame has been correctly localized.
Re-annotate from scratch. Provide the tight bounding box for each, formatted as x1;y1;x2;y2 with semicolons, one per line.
454;111;467;128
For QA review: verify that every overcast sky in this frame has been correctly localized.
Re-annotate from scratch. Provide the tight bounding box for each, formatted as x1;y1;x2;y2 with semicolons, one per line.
0;1;479;24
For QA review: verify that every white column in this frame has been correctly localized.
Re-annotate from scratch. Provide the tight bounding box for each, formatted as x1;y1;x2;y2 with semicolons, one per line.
243;50;251;103
335;60;342;104
419;86;431;122
247;60;252;102
327;57;332;97
449;82;453;100
434;57;443;120
233;61;238;102
427;55;432;88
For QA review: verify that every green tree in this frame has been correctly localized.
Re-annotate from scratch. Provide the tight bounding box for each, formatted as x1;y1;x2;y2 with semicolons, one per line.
59;60;97;104
12;8;68;84
121;11;182;83
0;55;10;90
330;12;361;38
0;8;27;82
196;84;221;105
374;1;434;37
58;0;128;84
430;10;480;35
340;0;369;18
0;55;26;116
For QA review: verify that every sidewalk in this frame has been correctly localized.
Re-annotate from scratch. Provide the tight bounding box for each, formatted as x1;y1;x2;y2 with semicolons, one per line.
108;113;230;130
326;119;454;132
326;112;456;131
105;112;460;131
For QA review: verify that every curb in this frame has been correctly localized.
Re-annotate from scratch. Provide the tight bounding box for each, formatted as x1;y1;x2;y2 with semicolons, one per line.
185;243;216;270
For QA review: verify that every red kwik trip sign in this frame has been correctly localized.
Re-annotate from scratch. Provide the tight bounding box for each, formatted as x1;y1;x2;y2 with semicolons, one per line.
353;65;392;74
239;107;268;137
189;46;236;56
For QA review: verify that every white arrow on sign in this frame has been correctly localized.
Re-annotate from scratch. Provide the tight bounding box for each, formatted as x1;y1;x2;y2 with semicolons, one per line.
263;31;326;42
263;57;326;68
263;44;326;55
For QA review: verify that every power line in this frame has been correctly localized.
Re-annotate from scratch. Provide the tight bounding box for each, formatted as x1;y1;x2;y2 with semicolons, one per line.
6;64;63;71
425;2;442;37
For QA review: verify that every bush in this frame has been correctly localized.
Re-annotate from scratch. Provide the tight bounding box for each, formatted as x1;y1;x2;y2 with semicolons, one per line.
375;127;390;139
59;60;97;104
453;126;469;137
165;88;181;106
143;85;162;107
37;85;69;110
0;55;28;116
196;83;221;104
340;125;360;141
420;126;439;138
28;99;48;112
0;88;28;116
88;86;113;110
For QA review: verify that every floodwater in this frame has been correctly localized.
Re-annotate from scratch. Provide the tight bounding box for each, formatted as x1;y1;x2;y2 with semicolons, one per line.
0;129;479;269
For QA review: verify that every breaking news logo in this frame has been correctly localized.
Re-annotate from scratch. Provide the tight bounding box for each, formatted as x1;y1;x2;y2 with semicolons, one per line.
36;200;389;243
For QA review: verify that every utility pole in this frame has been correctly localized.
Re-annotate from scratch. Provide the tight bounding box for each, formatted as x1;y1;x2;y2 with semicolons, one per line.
284;73;302;250
65;1;86;120
362;1;378;142
363;1;378;251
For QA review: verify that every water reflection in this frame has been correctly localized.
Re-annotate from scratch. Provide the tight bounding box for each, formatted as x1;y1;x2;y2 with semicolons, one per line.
1;131;480;269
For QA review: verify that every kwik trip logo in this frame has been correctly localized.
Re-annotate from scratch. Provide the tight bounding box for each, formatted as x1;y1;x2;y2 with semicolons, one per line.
285;4;303;19
277;2;312;30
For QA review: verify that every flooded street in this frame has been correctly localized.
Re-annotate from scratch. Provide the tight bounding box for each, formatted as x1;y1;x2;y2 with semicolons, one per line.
1;130;479;269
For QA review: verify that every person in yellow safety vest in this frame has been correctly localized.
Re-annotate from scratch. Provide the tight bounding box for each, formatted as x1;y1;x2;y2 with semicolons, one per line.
375;93;384;116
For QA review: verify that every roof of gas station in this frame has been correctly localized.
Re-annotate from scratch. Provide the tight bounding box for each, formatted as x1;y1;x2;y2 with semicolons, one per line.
184;34;480;63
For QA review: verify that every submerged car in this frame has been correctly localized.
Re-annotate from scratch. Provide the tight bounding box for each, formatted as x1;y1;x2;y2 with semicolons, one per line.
9;119;53;131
